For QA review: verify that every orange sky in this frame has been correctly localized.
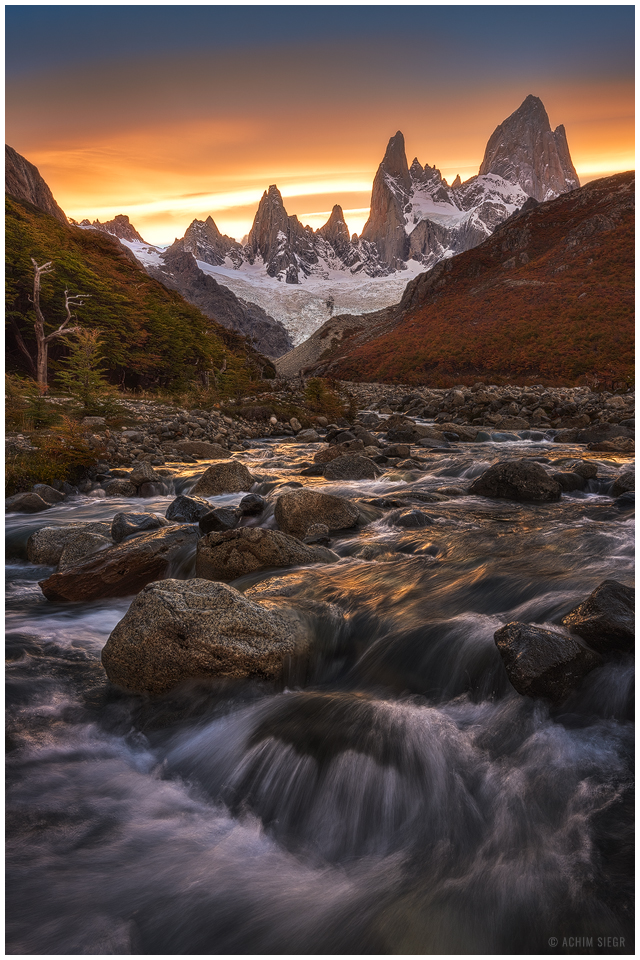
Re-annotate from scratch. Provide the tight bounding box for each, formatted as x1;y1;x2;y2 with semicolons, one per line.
6;10;635;246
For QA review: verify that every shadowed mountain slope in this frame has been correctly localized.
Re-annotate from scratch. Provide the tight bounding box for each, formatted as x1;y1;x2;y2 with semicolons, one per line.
276;172;634;387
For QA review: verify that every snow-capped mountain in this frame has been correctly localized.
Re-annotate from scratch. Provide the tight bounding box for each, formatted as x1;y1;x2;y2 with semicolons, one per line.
92;95;580;347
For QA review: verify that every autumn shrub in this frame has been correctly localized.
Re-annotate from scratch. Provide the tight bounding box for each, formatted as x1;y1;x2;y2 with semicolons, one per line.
5;416;105;495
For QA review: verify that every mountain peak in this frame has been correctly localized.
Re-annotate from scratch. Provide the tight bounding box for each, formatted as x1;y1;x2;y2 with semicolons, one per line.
479;95;579;201
5;144;68;223
381;131;411;189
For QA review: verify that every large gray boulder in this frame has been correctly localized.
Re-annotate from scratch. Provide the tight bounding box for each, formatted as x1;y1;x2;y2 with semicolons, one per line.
469;459;561;502
196;526;338;581
561;580;634;654
39;525;198;602
111;512;170;542
173;440;227;459
27;522;113;565
101;578;309;694
103;479;137;498
58;533;113;571
32;484;66;504
198;506;242;535
314;440;365;464
323;455;380;481
165;495;212;523
5;493;52;513
191;460;255;496
611;466;634;498
494;622;602;701
274;488;360;539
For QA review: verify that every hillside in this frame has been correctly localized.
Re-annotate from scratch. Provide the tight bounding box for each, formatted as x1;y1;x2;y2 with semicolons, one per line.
278;172;634;387
6;196;275;389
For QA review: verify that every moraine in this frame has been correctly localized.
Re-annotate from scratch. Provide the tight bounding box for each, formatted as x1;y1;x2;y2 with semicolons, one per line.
5;401;634;955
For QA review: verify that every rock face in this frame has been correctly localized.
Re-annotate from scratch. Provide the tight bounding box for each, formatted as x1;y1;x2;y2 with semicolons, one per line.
58;533;112;571
469;459;561;502
274;489;360;539
494;622;602;701
148;248;293;358
196;526;338;581
111;512;169;543
101;578;309;694
198;507;241;535
323;455;380;481
27;522;113;565
173;440;227;459
247;185;319;284
5;493;52;513
166;496;213;523
479;95;580;202
5;144;68;223
360;131;411;268
39;526;198;602
191;461;255;497
81;214;145;242
561;580;634;654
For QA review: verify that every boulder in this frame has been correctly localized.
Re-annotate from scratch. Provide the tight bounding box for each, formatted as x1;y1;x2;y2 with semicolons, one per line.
238;494;267;516
196;526;338;581
303;523;331;545
101;578;308;694
323;455;381;481
572;460;598;480
561;580;634;654
5;493;52;513
274;488;360;539
611;467;635;498
314;440;365;464
103;479;137;498
32;484;66;504
551;471;586;493
296;428;320;443
111;512;170;543
469;459;561;502
39;525;198;602
27;522;113;565
383;443;411;459
391;509;434;529
198;506;241;535
588;439;635;454
191;460;255;496
58;533;112;571
166;495;212;523
173;440;227;459
129;461;162;485
494;622;602;701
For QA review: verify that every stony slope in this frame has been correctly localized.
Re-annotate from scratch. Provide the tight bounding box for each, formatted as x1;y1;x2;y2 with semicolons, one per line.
5;144;68;224
276;172;634;387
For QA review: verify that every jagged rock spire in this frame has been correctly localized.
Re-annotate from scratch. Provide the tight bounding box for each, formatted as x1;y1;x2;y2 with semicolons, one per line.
479;94;579;201
360;131;411;267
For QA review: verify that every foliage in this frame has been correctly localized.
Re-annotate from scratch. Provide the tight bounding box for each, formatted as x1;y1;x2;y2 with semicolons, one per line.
6;416;104;495
5;374;64;431
303;378;349;420
323;175;634;387
5;196;272;390
56;327;113;413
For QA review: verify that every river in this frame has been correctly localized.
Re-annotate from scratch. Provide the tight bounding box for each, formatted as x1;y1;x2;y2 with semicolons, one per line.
5;431;634;954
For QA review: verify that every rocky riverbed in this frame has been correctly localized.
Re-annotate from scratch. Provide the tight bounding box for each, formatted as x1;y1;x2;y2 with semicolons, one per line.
5;389;635;954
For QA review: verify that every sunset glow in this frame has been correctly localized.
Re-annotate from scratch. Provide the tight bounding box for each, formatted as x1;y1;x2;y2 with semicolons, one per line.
5;7;635;246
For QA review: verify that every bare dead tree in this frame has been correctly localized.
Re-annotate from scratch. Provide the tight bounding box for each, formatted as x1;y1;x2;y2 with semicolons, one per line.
28;258;89;392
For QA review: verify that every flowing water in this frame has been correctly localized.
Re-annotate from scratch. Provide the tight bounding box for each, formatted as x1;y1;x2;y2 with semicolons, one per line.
5;435;634;954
